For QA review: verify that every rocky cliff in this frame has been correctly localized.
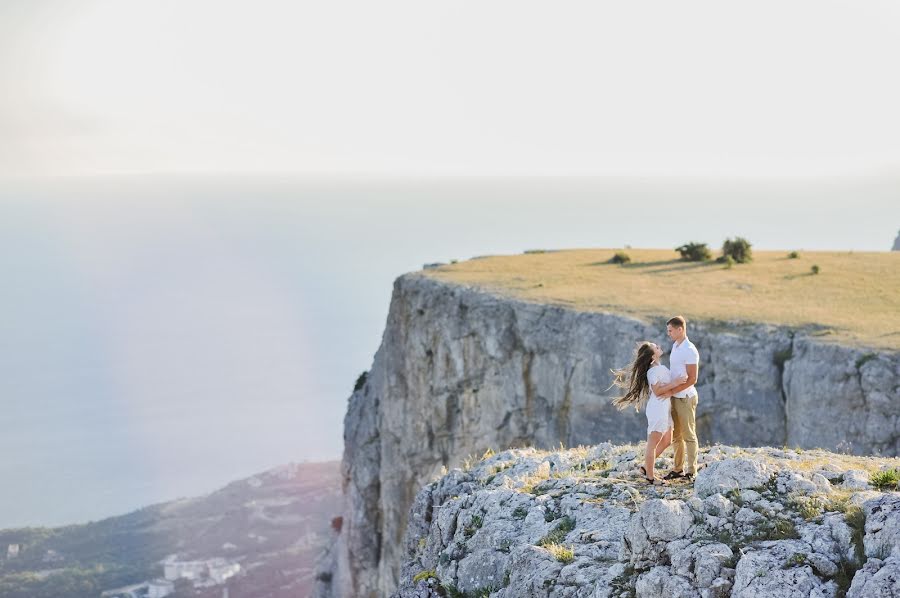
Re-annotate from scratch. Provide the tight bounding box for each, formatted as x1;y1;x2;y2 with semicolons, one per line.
391;443;900;597
315;272;900;597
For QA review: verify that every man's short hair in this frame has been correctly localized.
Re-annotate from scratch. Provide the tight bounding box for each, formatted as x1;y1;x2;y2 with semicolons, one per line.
667;315;687;329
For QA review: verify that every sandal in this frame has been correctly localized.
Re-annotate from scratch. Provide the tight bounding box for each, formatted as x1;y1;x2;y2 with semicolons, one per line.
639;465;647;477
644;476;665;486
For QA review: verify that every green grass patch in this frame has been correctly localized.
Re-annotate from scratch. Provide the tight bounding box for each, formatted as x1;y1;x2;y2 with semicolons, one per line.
463;514;483;539
537;515;576;547
869;469;899;490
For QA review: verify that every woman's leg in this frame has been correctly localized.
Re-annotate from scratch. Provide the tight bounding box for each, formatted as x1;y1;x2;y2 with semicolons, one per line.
655;429;673;457
645;431;664;478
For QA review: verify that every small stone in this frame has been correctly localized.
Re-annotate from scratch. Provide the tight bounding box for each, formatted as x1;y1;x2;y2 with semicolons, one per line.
842;470;870;490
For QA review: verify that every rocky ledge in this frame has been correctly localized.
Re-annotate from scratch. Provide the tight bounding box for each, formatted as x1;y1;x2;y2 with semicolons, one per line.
391;444;900;598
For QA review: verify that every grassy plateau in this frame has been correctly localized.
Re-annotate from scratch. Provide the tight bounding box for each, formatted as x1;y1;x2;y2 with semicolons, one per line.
421;248;900;351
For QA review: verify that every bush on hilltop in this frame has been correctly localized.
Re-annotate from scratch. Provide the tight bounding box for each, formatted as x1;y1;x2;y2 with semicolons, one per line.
675;242;712;262
721;237;753;263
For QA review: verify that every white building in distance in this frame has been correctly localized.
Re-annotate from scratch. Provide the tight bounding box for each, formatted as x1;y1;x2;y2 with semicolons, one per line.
147;579;175;598
161;554;241;586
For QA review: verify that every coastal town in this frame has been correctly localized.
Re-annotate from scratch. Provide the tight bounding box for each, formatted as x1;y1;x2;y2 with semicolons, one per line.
100;554;241;598
0;461;341;597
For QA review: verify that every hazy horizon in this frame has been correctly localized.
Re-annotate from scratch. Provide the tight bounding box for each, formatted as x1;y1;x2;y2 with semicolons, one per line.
1;173;898;528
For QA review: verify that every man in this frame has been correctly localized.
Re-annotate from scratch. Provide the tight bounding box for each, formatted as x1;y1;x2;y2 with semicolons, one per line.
659;315;700;481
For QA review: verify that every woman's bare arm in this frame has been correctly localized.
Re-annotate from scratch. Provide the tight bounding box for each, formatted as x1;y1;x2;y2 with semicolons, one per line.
652;375;688;396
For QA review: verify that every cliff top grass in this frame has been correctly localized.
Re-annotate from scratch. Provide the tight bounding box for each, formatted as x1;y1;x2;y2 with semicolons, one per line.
420;248;900;351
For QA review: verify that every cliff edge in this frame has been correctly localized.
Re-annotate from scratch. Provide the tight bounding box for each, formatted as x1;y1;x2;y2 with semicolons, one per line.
391;443;900;598
316;252;900;597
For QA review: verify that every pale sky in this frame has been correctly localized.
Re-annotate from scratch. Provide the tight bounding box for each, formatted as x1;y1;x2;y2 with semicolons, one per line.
2;0;900;177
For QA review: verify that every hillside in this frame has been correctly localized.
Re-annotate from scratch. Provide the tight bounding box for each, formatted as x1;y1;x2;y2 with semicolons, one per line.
0;461;341;598
391;443;900;598
423;248;900;350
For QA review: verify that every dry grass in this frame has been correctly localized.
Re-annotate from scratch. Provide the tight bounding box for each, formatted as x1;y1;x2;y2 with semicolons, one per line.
788;451;900;476
543;543;575;563
421;248;900;350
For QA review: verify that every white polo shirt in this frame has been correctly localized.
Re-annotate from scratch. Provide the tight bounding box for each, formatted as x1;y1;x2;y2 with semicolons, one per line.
669;336;700;398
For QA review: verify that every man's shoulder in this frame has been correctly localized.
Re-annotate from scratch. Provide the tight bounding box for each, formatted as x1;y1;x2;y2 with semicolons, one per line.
674;339;699;351
686;339;700;358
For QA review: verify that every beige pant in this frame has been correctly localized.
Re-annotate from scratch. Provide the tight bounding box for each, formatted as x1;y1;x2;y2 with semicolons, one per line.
671;394;699;474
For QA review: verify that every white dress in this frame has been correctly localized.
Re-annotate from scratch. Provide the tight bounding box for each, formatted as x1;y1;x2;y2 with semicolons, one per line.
645;364;674;435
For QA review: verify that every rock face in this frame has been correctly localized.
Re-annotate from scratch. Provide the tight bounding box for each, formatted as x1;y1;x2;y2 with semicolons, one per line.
315;273;900;597
389;444;900;598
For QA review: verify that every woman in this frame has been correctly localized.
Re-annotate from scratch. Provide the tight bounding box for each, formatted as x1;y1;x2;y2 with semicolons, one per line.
610;342;687;485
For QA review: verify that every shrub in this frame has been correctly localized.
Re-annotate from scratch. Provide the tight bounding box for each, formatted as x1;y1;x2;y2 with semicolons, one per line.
723;255;735;269
749;517;799;541
783;553;809;569
538;516;575;546
676;242;712;262
609;251;631;264
413;570;437;583
722;237;753;263
870;469;900;490
556;515;576;533
538;528;567;546
811;265;820;275
856;353;877;369
793;497;824;521
772;518;799;539
823;495;851;514
845;505;866;563
788;251;800;259
354;371;368;391
544;543;575;563
441;583;466;598
463;514;484;538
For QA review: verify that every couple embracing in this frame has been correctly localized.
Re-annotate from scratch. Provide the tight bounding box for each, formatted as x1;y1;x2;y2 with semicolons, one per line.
611;316;700;485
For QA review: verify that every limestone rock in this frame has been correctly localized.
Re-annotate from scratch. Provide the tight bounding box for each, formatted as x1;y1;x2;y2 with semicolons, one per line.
626;499;693;566
694;458;771;497
387;443;900;598
863;494;900;559
323;273;900;596
842;470;871;491
847;556;900;597
732;540;838;597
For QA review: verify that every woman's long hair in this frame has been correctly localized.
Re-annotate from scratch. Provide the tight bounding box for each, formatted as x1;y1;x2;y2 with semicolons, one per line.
609;341;656;411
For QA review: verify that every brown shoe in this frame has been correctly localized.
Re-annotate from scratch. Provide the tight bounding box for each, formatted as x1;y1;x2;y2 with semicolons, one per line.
663;470;685;480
